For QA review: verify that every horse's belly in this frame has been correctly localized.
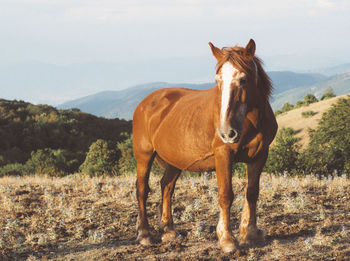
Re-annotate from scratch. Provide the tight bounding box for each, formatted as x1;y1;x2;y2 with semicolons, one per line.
155;146;215;171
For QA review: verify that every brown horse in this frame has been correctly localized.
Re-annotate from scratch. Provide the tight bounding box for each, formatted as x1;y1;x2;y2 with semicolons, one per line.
132;39;278;252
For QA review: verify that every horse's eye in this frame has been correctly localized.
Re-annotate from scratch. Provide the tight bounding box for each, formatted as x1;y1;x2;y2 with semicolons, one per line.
240;78;247;85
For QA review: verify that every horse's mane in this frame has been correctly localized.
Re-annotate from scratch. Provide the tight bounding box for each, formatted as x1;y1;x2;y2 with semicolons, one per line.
216;46;273;101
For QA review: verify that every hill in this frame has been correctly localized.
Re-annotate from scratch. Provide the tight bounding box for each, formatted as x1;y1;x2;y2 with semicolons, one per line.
59;71;327;120
275;94;349;148
0;99;131;173
271;72;350;110
0;58;214;105
59;82;216;119
314;62;350;76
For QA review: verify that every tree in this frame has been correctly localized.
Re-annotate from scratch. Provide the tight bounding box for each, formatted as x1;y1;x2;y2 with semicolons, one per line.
79;139;118;176
274;110;282;116
117;133;136;175
265;128;301;175
304;94;318;105
295;94;318;108
302;96;350;174
321;87;336;100
25;148;72;176
281;102;294;113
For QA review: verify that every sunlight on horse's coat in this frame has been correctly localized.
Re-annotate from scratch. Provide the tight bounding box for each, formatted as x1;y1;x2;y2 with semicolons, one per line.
133;39;277;253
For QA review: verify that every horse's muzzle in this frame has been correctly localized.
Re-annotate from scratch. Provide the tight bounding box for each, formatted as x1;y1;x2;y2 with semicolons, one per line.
218;128;240;144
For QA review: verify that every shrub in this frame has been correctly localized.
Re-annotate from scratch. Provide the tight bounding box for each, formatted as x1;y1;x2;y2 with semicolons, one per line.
274;110;283;116
321;87;336;101
25;148;75;176
79;139;118;176
0;163;29;177
301;110;316;118
302;96;350;175
282;102;294;113
265;128;301;175
117;133;136;175
232;163;246;178
296;94;318;108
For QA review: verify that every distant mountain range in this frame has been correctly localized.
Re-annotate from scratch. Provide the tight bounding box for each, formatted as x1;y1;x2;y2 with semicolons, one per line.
59;70;350;120
1;58;349;105
271;72;350;109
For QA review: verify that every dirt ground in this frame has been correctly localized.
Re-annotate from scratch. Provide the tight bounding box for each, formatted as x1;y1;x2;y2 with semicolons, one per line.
0;173;349;260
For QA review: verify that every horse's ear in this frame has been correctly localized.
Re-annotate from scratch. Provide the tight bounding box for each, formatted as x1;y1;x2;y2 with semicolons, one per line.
209;42;224;61
244;39;256;59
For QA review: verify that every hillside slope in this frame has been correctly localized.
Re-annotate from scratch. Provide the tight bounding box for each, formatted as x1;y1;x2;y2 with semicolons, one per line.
275;94;349;148
0;99;131;171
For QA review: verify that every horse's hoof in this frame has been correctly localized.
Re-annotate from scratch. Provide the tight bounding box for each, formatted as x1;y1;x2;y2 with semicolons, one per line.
138;235;152;246
219;239;236;253
161;230;180;243
240;228;265;245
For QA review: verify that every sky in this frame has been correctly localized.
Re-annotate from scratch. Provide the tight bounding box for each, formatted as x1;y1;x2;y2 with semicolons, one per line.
1;0;349;66
0;0;350;104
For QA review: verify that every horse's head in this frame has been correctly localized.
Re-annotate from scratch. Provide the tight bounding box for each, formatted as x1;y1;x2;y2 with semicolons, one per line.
209;39;258;144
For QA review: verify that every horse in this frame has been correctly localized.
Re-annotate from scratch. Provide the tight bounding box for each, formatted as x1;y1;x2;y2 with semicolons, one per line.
132;39;278;253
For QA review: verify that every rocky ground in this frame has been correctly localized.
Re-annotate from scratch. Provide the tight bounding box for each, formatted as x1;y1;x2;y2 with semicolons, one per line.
0;173;349;260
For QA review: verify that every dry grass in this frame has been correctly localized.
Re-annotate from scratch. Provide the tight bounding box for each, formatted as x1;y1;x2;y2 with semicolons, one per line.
0;173;349;260
275;94;349;148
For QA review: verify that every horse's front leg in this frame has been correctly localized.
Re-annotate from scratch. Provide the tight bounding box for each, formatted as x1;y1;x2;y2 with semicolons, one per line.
215;147;236;253
239;150;268;245
159;164;181;242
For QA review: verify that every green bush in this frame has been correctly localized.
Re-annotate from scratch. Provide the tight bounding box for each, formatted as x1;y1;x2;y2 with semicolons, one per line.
301;110;316;118
274;110;283;116
265;128;301;175
232;163;246;178
0;163;29;177
25;148;75;177
117;133;136;175
79;139;118;176
282;102;294;113
321;87;336;101
296;94;318;108
302;96;350;175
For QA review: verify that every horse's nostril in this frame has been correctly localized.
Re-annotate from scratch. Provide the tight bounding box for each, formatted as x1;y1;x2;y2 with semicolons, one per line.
228;129;237;139
219;131;226;139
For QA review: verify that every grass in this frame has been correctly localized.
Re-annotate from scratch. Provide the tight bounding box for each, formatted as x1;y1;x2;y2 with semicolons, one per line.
0;173;349;260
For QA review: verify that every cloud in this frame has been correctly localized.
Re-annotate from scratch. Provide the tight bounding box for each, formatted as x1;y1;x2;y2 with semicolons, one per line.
317;0;336;8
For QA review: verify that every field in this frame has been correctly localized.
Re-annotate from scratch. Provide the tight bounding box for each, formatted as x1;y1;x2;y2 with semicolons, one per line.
0;173;349;260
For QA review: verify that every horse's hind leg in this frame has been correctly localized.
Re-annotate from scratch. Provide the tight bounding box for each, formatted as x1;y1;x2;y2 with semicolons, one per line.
135;151;155;245
159;164;181;242
239;150;268;245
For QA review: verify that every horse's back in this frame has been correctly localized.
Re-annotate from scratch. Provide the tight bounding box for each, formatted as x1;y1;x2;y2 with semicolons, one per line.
133;88;198;151
133;87;217;169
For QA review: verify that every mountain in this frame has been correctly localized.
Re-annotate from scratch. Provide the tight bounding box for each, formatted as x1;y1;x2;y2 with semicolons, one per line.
2;59;349;106
271;72;350;110
312;63;350;76
268;71;326;94
59;82;215;119
59;71;328;119
0;58;214;105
